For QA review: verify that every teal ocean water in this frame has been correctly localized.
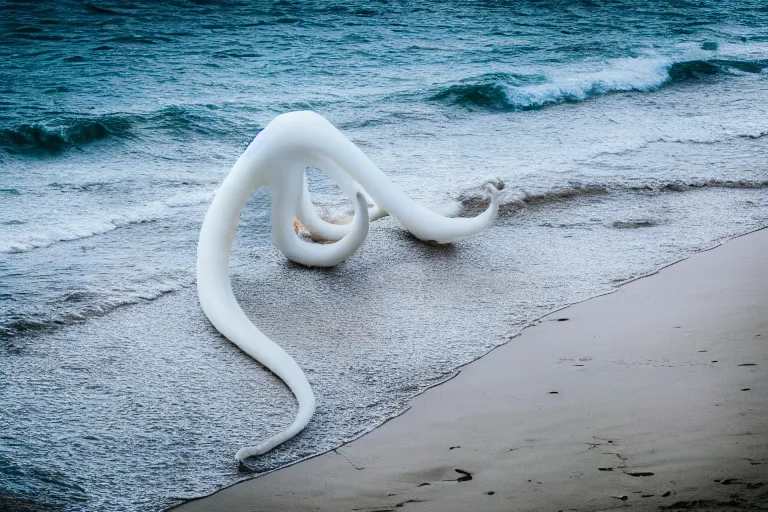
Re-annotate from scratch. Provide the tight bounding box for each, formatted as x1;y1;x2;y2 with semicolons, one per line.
1;1;767;510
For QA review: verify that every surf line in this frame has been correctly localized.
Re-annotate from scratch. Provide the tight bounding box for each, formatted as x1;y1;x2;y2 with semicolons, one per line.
197;111;498;461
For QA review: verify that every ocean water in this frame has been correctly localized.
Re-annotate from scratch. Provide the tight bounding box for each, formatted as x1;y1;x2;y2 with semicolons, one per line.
1;0;767;510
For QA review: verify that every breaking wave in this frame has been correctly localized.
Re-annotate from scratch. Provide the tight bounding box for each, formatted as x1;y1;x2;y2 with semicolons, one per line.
0;117;131;154
0;106;225;155
430;57;768;111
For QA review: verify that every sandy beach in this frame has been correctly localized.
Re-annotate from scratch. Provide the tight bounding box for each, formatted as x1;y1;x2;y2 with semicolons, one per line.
176;228;768;511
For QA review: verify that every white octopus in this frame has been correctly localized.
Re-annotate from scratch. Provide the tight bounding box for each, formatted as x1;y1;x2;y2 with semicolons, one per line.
197;111;498;461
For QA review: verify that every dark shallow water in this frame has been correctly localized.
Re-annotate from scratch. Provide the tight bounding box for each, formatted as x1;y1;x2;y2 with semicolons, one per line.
1;1;767;510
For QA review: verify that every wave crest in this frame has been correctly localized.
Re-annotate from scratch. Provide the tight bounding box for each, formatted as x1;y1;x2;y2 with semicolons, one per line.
668;58;768;81
430;58;768;111
0;117;131;154
429;72;547;110
0;106;224;155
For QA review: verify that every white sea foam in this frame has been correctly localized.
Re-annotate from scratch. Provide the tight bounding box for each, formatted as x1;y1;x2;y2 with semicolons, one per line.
510;57;673;108
0;190;215;254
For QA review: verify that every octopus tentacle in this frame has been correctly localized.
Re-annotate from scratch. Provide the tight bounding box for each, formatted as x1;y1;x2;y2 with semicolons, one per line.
268;112;499;243
297;157;387;242
197;110;497;462
272;165;370;267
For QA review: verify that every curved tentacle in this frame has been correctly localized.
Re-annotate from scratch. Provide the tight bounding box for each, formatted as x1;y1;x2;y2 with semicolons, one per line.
198;110;498;462
320;137;499;243
273;163;370;267
269;111;499;243
297;157;387;242
297;172;352;242
198;149;367;462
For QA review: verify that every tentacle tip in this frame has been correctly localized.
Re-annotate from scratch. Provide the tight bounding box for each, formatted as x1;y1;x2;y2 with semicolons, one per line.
353;191;370;222
235;446;262;462
484;182;500;197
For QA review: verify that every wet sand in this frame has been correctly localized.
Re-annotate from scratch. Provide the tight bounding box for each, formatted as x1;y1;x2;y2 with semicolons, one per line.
175;228;768;512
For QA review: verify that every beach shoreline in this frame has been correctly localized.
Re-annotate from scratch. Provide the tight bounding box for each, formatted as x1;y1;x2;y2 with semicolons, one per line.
175;227;768;511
